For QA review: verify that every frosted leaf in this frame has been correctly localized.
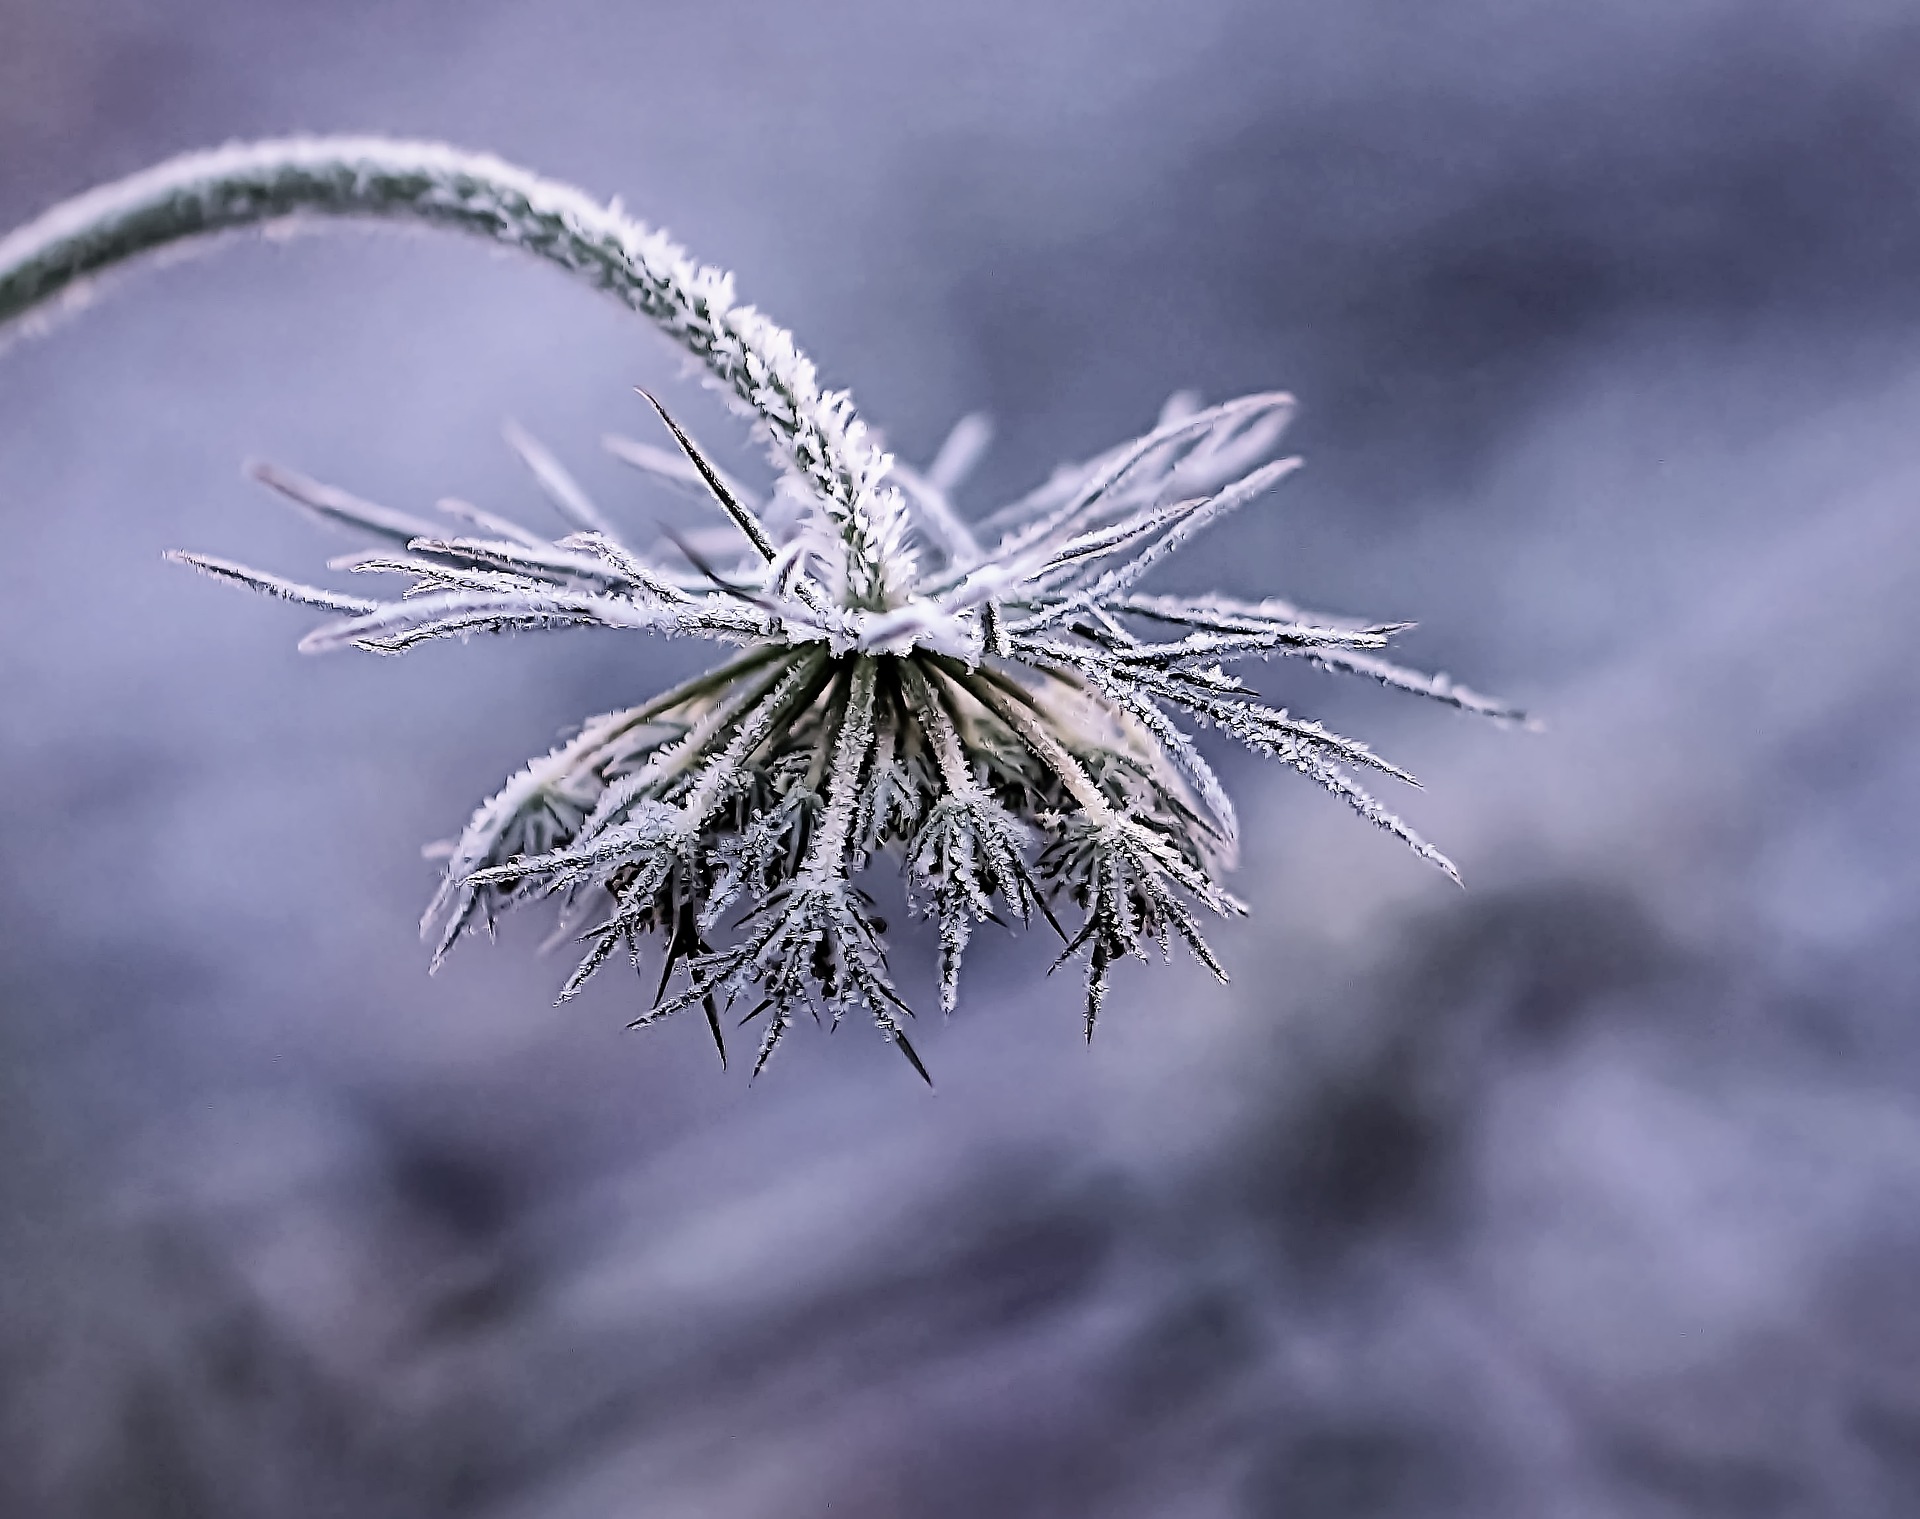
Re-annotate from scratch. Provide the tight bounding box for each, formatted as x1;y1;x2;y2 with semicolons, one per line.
248;460;444;544
164;552;378;614
503;420;619;540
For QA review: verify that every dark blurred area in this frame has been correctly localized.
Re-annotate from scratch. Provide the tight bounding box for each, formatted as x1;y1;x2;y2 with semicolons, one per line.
4;2;1919;1514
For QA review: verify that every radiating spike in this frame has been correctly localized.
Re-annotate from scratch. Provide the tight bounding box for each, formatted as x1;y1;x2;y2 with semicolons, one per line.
250;460;444;543
503;419;619;538
636;390;778;561
164;551;378;613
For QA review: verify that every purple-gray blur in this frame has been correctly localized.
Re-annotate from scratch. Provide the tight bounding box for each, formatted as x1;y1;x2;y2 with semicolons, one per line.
3;2;1918;1514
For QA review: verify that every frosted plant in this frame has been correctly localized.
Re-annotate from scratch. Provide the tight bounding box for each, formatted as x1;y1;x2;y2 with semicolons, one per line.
0;138;1525;1079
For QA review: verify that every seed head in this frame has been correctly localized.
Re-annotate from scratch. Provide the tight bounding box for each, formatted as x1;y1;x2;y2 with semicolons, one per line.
0;138;1529;1080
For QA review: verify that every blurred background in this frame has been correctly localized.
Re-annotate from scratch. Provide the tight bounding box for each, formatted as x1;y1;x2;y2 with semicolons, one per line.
4;1;1919;1513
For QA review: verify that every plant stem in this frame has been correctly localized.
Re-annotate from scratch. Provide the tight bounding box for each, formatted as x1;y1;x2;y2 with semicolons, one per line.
0;137;895;585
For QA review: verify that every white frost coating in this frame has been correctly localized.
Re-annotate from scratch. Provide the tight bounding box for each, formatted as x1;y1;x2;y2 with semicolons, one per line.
0;136;1530;1078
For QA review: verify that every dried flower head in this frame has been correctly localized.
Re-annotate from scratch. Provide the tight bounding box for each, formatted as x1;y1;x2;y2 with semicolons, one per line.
0;138;1525;1079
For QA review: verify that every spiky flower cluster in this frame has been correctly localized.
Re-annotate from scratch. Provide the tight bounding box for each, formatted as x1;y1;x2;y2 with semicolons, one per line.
0;138;1524;1079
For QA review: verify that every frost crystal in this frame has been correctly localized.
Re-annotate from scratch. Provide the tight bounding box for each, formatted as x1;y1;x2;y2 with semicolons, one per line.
0;138;1528;1080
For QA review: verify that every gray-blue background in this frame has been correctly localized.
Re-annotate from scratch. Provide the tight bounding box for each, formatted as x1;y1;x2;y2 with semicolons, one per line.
4;3;1918;1514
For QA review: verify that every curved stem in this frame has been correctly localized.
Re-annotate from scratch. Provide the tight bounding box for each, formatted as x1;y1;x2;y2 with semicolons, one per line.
0;136;898;580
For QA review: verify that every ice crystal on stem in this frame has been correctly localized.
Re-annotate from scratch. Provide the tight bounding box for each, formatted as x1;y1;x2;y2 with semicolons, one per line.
0;138;1528;1080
